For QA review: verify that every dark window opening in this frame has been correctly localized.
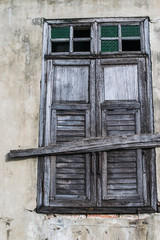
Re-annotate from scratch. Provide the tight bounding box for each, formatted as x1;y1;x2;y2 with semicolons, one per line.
52;42;69;52
74;41;90;52
122;40;141;51
74;27;90;38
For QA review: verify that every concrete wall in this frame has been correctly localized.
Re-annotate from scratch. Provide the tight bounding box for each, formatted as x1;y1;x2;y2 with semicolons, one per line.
1;0;160;239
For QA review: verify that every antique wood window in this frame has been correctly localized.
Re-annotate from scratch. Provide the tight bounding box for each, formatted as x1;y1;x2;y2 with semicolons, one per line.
10;18;157;214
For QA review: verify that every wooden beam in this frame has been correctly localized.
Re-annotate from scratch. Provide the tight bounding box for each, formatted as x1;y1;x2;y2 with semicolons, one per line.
9;134;160;159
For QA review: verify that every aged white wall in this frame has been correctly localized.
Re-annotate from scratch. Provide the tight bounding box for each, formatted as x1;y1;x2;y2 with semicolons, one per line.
1;0;160;239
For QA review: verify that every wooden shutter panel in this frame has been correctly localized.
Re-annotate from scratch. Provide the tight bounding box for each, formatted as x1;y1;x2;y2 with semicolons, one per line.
101;106;143;206
49;59;95;208
96;58;150;208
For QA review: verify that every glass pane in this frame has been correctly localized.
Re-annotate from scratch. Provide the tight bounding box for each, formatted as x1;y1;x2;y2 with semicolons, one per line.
104;65;138;100
52;42;69;52
122;40;141;51
121;25;140;37
74;41;90;52
74;26;90;38
101;26;118;37
101;40;118;52
51;27;70;39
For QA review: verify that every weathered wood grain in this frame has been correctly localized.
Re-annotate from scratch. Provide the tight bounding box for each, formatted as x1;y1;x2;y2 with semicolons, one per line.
10;134;160;158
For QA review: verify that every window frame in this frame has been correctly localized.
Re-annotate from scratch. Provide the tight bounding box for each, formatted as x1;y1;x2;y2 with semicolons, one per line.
37;17;157;214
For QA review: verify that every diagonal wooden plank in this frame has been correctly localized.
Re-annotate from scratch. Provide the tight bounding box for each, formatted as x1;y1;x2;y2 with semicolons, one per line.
10;134;160;159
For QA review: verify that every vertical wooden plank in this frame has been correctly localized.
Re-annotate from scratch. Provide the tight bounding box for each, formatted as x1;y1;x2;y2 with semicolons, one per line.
144;18;157;210
118;24;122;52
97;24;101;54
92;22;98;55
70;26;73;53
140;21;145;53
86;154;91;200
101;151;107;200
43;60;53;206
37;21;48;208
50;109;57;200
135;109;141;134
96;59;103;137
90;60;96;137
85;110;90;138
39;21;49;148
150;149;157;211
91;152;97;206
137;149;143;200
138;58;147;133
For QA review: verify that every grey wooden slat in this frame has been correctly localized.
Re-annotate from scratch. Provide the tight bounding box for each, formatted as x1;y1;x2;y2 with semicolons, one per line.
107;126;135;131
56;174;85;179
108;162;136;168
106;115;134;121
57;130;85;136
56;179;85;185
108;168;137;174
108;178;137;184
52;104;90;110
107;130;135;136
58;115;85;121
107;189;137;195
107;184;137;190
108;150;136;157
58;120;85;126
52;59;90;65
56;163;85;168
108;173;137;179
56;158;85;163
56;168;85;174
101;101;140;109
56;154;85;159
108;158;136;163
57;136;85;142
54;195;86;201
10;134;160;158
57;126;85;131
57;189;85;195
100;58;138;65
107;120;135;126
57;110;86;115
57;184;85;190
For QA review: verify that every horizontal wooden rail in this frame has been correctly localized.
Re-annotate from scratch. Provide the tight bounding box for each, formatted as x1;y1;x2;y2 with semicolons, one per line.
9;134;160;159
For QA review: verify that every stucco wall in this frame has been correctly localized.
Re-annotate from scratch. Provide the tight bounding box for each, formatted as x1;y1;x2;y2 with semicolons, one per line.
1;0;160;239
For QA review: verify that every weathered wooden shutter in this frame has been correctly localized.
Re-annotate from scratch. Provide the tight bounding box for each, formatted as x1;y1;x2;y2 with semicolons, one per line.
48;59;95;207
96;58;151;208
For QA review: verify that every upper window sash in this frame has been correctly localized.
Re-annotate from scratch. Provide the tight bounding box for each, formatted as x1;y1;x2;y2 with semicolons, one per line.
45;17;148;56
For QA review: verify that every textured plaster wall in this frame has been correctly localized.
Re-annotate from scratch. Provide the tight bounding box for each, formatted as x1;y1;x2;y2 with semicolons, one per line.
1;0;160;239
